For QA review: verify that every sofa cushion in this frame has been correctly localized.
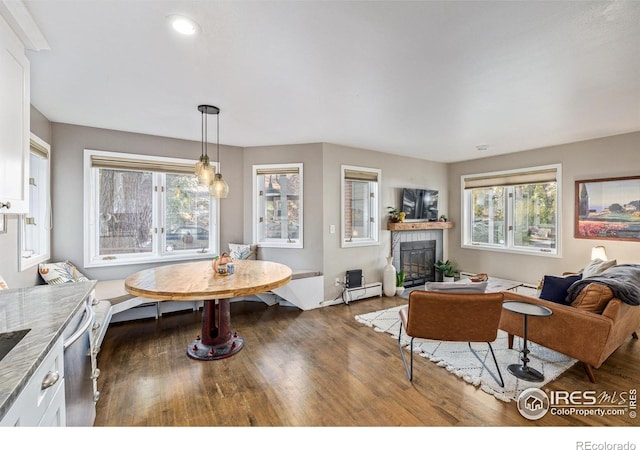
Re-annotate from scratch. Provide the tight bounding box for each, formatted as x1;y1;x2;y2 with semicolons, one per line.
39;261;90;285
581;259;617;278
571;283;614;314
425;281;487;293
539;274;582;305
228;243;255;260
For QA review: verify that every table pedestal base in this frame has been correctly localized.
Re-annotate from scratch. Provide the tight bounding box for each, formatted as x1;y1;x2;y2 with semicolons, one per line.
507;363;544;382
187;335;244;360
186;298;244;361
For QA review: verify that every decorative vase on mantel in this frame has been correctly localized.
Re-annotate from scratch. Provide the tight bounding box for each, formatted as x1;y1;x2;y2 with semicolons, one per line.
383;256;397;297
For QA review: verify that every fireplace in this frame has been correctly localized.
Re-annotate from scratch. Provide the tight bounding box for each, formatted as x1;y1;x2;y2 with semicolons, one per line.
399;240;436;287
390;227;444;287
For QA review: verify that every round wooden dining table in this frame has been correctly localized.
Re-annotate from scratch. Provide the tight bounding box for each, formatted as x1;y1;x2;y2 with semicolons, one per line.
124;259;292;361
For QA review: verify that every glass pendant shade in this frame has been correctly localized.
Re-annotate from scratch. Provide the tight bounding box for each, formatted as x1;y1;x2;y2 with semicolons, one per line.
209;173;229;198
195;155;215;185
195;104;228;198
195;156;216;186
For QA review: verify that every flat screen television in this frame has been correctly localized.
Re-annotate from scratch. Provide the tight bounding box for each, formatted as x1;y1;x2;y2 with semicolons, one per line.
402;188;438;221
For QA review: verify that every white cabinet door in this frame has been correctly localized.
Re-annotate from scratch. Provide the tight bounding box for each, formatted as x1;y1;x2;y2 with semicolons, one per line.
0;336;65;427
0;14;30;214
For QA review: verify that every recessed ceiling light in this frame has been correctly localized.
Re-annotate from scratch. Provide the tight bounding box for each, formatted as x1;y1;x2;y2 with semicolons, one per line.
168;14;199;35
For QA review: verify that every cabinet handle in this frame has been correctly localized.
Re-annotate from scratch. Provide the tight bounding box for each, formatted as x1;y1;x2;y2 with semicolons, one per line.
41;371;60;390
0;201;11;210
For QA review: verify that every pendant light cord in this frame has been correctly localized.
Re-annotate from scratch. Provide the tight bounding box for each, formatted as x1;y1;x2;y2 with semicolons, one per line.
201;109;205;159
204;110;208;159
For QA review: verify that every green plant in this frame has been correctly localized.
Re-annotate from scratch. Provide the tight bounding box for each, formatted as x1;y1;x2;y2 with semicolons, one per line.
396;270;406;287
387;206;401;222
434;260;459;278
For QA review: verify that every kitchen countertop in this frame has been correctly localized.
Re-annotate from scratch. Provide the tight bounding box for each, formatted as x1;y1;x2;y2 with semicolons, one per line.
0;281;96;420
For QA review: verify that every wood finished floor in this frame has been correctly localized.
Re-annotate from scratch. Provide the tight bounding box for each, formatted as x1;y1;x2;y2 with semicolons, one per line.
94;296;640;427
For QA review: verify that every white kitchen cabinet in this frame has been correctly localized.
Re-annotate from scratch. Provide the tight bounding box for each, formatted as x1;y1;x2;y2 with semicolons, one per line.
0;336;66;427
0;13;30;214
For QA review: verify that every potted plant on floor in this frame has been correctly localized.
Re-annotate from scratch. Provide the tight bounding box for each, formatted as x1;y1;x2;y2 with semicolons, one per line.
395;270;406;296
434;260;459;282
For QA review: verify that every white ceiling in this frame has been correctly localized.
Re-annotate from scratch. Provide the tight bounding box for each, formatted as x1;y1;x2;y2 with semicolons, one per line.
19;0;640;162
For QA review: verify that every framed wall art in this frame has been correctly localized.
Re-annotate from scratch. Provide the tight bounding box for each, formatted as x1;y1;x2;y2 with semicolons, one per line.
575;176;640;242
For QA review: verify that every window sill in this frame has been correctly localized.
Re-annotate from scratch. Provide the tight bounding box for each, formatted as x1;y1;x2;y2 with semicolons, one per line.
84;251;215;268
461;243;560;258
20;253;50;272
341;240;380;248
257;241;303;249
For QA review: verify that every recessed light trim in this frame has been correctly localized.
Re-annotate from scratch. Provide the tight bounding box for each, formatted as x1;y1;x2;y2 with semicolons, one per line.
168;14;199;36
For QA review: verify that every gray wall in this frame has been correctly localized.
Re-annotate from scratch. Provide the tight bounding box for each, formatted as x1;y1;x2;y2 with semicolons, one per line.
447;131;640;286
0;106;52;288
242;143;324;271
50;123;244;281
321;143;448;301
5;109;636;298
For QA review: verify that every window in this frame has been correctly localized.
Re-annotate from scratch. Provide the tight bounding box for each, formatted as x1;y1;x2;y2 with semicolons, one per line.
253;163;303;248
19;133;51;270
462;164;561;256
341;165;380;248
84;150;219;267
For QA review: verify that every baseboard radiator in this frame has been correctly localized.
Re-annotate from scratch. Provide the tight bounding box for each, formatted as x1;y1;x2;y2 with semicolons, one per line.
342;282;382;304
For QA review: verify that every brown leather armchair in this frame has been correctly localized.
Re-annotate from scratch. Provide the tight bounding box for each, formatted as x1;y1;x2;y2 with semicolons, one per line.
398;290;505;383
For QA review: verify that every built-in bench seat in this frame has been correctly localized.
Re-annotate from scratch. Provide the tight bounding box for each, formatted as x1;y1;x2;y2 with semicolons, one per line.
268;269;324;310
90;279;201;349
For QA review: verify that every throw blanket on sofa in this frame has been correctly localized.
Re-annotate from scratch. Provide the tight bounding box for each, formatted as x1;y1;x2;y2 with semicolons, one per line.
566;264;640;306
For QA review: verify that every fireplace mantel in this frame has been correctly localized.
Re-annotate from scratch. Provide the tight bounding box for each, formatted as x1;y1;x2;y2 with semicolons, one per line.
387;221;454;231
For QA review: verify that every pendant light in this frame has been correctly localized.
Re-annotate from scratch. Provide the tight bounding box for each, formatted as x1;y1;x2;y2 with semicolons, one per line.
208;105;229;198
195;105;217;186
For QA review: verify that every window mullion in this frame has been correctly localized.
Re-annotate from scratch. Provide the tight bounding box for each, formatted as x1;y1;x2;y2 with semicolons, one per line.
155;173;164;256
506;187;514;249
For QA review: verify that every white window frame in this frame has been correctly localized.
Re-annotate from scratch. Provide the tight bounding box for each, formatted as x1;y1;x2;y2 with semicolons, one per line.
19;133;51;271
252;163;303;249
341;164;381;248
461;164;562;257
83;149;220;268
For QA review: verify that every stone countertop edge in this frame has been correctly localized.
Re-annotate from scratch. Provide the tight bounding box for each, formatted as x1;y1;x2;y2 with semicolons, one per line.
0;281;97;420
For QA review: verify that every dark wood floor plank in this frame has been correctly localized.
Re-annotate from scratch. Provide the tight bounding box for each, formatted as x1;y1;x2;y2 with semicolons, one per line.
94;296;639;427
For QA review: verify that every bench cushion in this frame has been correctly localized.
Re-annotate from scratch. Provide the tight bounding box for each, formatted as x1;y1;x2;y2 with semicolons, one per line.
94;279;135;306
291;270;322;280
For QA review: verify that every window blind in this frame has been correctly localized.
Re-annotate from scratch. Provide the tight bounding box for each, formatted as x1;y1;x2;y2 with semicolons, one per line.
256;166;300;175
30;141;49;159
344;168;379;182
90;154;194;175
463;168;557;189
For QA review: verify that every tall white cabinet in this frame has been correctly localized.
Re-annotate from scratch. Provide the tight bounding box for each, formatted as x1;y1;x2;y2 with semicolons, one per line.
0;11;30;214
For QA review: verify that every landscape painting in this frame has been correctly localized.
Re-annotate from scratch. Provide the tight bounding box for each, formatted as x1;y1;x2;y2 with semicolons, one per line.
575;176;640;242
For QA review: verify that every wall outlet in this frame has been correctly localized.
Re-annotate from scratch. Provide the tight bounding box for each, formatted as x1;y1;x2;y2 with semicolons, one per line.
335;277;341;286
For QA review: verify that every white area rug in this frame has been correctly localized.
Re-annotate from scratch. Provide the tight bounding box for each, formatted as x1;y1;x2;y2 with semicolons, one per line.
355;305;577;402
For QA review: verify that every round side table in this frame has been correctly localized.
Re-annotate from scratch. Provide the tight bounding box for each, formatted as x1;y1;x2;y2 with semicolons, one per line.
502;301;553;382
